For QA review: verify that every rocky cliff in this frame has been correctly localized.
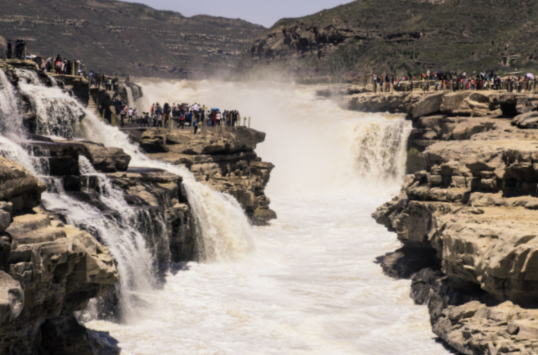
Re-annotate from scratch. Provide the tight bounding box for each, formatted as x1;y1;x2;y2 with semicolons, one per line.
0;156;119;354
0;0;265;79
127;126;276;226
325;88;538;354
237;0;538;82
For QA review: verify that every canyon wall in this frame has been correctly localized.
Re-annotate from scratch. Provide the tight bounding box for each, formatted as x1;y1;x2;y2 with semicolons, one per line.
344;89;538;355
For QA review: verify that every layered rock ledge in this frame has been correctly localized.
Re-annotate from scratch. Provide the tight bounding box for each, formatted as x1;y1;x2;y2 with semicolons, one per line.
330;89;538;355
128;126;276;226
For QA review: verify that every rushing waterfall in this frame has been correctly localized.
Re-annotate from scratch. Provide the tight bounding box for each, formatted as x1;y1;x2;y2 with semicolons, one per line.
125;85;135;108
352;119;411;184
0;69;163;320
16;68;84;139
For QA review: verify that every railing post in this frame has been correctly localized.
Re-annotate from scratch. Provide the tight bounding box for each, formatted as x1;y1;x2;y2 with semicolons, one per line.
248;116;251;128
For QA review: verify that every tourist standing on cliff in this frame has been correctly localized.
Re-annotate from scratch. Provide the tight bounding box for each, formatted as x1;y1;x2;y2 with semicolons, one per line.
163;103;171;128
6;40;12;59
193;118;199;134
178;114;185;130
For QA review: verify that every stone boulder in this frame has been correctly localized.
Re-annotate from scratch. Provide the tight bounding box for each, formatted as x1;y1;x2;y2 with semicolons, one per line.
512;111;538;129
0;156;47;212
0;206;118;354
0;271;24;324
75;141;131;172
409;92;444;119
141;127;266;156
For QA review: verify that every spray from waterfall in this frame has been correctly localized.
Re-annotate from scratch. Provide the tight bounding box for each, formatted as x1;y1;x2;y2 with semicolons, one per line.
135;79;412;196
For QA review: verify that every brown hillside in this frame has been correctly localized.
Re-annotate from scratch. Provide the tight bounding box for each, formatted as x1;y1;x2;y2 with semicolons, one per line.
0;0;265;78
237;0;538;82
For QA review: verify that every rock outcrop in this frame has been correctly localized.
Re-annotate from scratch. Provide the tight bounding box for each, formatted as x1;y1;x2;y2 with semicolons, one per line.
130;127;276;225
0;156;119;354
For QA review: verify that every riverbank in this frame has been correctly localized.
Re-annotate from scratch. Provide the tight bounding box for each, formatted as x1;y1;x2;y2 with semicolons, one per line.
323;87;538;354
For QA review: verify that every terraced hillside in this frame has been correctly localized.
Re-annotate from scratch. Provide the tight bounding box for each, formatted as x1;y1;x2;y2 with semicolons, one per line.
237;0;538;82
0;0;265;78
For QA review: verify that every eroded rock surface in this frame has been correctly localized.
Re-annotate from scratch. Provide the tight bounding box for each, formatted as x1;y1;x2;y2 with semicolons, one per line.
0;158;119;354
133;127;276;225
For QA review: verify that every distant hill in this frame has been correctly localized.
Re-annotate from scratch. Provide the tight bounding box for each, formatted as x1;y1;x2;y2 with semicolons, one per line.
236;0;538;82
0;0;265;78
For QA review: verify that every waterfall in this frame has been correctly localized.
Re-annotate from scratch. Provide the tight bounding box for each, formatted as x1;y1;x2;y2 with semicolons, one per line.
351;119;411;184
15;68;84;139
7;69;253;270
0;69;163;320
125;85;135;108
76;112;254;262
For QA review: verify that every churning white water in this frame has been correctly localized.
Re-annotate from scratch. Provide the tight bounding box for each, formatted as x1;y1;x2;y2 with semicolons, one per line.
83;81;451;354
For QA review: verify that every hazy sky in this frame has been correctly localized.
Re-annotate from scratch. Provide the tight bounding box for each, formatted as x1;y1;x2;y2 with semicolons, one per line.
122;0;355;27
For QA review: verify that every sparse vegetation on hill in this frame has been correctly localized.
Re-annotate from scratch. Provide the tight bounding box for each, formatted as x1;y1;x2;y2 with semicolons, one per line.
237;0;538;82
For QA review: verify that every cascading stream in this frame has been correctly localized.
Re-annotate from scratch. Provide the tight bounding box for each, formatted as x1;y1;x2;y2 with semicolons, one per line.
0;69;23;138
2;69;254;319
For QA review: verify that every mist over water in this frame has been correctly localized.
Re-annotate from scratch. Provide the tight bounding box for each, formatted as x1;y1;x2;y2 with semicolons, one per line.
82;80;452;354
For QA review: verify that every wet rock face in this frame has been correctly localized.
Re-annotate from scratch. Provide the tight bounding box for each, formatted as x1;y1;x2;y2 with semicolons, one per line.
138;127;277;225
105;168;195;263
0;159;119;354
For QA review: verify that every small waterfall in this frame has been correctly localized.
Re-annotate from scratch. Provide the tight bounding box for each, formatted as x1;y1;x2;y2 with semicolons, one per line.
15;69;84;139
351;119;411;184
125;85;135;108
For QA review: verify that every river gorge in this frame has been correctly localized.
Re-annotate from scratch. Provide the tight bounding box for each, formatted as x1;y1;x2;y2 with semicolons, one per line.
8;57;538;354
0;61;455;354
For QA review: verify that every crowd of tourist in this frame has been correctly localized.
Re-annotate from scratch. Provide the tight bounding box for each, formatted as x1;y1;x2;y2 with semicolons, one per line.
5;39;27;59
111;99;242;134
370;70;538;93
